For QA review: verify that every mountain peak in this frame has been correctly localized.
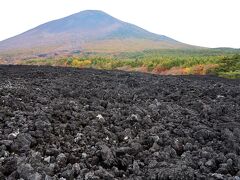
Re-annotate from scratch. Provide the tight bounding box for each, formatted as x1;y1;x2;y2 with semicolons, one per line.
36;9;118;34
76;10;109;15
68;9;114;20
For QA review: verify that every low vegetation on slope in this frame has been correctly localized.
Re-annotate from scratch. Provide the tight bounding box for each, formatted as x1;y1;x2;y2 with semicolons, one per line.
21;49;240;78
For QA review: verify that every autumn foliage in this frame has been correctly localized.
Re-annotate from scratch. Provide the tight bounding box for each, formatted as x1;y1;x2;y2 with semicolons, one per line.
21;50;240;78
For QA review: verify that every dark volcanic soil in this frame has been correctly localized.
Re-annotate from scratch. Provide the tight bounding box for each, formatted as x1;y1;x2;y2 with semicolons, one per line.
0;65;240;180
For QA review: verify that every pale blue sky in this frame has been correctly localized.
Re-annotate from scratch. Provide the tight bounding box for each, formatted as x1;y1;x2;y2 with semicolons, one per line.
0;0;239;48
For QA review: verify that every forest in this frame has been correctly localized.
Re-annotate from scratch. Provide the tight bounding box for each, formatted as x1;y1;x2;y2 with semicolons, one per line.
22;49;240;78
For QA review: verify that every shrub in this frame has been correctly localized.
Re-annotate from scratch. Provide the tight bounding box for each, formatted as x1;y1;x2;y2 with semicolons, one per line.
66;58;73;65
219;71;240;79
72;59;81;67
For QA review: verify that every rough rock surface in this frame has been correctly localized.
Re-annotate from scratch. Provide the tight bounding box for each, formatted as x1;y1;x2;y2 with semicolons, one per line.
0;65;240;179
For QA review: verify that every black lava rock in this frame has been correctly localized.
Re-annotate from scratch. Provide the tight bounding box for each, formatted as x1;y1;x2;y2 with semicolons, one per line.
0;65;240;179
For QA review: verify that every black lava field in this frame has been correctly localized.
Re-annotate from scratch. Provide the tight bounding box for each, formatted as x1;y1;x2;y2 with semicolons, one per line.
0;65;240;180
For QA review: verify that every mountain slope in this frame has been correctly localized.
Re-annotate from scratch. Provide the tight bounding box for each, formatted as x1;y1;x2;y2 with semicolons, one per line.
0;10;194;61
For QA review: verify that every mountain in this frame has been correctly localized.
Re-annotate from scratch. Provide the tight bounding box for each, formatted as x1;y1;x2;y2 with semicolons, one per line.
0;10;194;62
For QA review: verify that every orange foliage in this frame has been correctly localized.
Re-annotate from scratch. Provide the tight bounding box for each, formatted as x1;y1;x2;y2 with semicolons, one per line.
189;64;219;75
190;65;205;75
151;64;219;75
133;66;149;73
152;67;187;75
0;59;5;64
152;66;168;74
116;66;149;73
